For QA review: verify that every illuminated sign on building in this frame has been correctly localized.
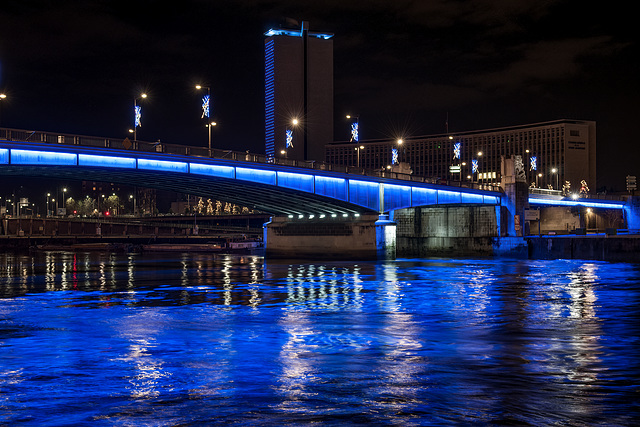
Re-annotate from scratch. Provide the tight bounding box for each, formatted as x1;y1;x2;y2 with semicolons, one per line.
530;156;537;171
392;148;398;165
472;159;478;173
453;142;461;160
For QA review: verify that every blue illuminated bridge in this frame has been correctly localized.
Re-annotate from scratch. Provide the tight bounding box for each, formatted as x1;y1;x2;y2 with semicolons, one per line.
0;129;626;215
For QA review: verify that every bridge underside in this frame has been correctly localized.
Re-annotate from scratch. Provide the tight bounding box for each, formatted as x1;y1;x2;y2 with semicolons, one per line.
1;165;371;216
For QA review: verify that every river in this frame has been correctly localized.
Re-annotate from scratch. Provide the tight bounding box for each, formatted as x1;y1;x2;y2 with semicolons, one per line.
1;251;638;425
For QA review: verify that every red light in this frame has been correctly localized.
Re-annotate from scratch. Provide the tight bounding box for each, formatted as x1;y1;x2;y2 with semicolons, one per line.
105;211;110;216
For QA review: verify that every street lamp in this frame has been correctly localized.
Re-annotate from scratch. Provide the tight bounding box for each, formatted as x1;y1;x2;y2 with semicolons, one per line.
284;118;299;157
46;193;50;217
133;93;148;142
536;173;543;188
196;85;212;154
355;145;365;167
551;168;558;190
0;93;6;127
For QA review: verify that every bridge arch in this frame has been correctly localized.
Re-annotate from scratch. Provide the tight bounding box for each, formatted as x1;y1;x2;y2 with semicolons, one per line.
0;141;503;216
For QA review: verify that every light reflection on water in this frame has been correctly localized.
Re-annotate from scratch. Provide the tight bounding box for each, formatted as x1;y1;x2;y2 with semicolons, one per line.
0;252;639;425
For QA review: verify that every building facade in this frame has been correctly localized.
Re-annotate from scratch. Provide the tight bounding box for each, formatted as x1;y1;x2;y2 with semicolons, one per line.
326;119;596;191
264;22;334;162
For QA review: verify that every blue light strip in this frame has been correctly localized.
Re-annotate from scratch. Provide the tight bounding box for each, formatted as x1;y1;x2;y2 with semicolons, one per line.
265;29;333;39
190;163;235;179
78;154;136;169
236;167;277;185
0;148;8;164
264;39;275;158
529;197;624;210
315;176;347;201
137;158;188;173
11;149;77;165
277;171;314;193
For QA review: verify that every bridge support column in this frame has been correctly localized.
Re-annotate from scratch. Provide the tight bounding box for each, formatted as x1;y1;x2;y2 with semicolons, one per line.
624;196;640;232
375;213;397;260
263;213;396;260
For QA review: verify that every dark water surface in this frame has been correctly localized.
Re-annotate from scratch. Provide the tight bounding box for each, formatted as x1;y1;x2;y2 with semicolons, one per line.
0;252;638;426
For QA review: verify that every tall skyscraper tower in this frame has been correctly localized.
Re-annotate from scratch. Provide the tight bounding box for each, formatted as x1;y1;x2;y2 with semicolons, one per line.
265;22;334;162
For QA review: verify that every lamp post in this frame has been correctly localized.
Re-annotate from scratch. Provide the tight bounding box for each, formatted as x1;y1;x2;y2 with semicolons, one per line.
536;173;543;188
0;93;6;127
46;193;50;218
133;93;147;142
284;118;299;158
551;168;558;190
196;85;212;154
354;145;365;167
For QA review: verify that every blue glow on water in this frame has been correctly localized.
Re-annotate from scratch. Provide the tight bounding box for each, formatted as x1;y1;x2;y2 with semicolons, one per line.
78;154;136;168
137;158;189;173
0;253;638;425
11;149;77;165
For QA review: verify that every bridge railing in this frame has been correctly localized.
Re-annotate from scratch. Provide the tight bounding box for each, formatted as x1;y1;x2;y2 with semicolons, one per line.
0;127;503;192
528;187;625;201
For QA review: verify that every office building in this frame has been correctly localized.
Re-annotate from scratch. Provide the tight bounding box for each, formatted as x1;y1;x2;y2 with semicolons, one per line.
264;22;334;162
326;119;596;191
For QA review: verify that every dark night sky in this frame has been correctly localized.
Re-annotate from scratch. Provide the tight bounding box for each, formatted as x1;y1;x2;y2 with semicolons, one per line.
0;0;638;191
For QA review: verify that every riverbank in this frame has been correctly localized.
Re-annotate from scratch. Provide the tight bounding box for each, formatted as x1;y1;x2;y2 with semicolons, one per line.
527;234;640;262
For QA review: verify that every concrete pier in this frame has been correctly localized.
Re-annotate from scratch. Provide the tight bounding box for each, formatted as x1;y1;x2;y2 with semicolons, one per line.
264;214;396;260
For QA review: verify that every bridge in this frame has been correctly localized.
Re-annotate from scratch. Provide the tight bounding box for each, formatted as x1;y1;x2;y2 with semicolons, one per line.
0;127;635;259
0;128;505;216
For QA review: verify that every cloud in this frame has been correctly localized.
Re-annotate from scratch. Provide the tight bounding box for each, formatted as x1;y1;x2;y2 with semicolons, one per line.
467;36;622;93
